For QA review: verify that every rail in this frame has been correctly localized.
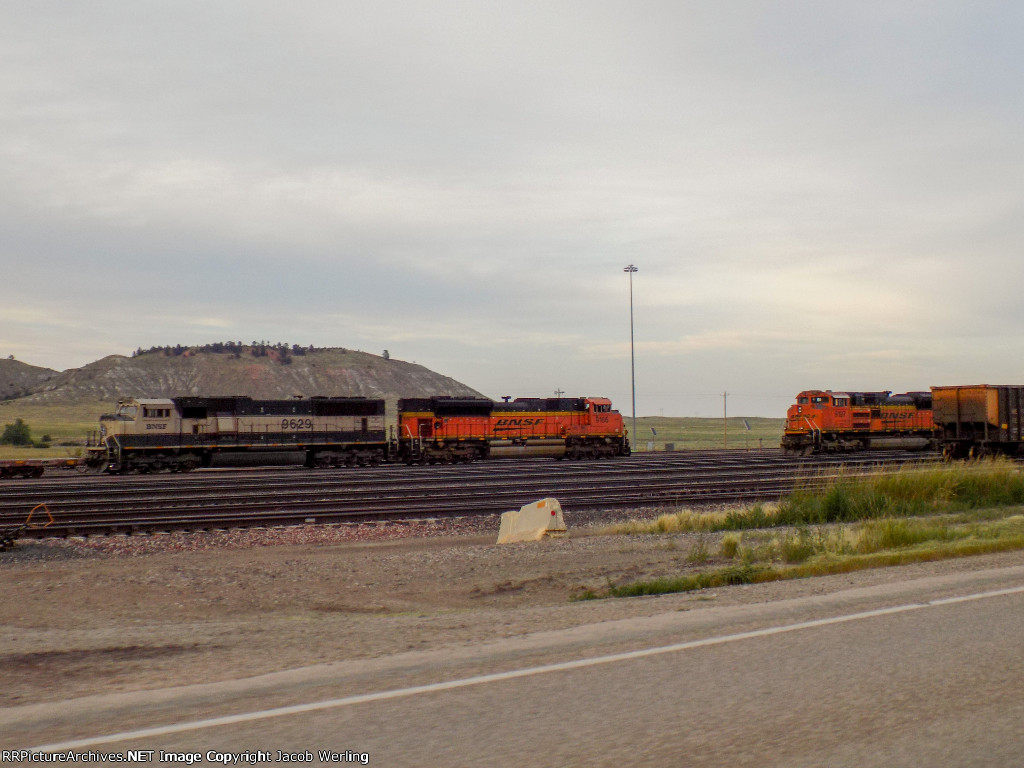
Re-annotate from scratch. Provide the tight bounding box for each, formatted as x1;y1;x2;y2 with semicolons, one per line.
0;451;938;542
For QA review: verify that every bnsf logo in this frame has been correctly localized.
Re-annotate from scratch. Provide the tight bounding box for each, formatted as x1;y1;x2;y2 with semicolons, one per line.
145;423;167;430
495;418;544;427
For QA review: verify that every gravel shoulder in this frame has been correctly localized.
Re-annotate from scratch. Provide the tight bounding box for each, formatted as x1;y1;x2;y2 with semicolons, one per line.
4;509;1024;709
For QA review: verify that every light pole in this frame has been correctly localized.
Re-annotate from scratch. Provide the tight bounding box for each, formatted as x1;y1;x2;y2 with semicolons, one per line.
624;264;638;446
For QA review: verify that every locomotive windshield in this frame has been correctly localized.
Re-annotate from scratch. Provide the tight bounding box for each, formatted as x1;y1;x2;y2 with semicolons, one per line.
117;404;138;419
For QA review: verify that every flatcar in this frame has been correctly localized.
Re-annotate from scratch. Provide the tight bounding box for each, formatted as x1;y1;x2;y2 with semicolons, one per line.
87;395;387;473
932;384;1024;458
396;396;630;463
0;458;83;478
781;389;937;455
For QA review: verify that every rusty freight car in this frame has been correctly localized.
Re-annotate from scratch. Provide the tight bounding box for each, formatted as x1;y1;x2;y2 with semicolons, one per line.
931;385;1024;458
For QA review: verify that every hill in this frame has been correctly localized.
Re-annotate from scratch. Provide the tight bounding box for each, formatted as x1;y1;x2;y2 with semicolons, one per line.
17;346;483;405
0;357;59;401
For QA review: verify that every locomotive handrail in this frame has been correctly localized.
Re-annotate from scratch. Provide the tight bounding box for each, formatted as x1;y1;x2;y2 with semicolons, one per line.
802;417;820;445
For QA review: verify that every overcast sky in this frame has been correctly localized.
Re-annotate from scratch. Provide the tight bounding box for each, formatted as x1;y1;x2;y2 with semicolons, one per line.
2;2;1022;416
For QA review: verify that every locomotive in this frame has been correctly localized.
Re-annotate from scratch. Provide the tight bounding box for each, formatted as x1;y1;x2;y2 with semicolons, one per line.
86;394;629;473
397;396;629;463
781;389;937;455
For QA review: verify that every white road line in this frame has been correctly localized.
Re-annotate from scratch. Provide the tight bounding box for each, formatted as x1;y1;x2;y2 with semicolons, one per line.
31;584;1024;752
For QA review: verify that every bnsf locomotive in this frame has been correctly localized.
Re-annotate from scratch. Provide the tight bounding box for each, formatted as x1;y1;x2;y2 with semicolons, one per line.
397;396;628;463
87;394;629;473
781;389;937;455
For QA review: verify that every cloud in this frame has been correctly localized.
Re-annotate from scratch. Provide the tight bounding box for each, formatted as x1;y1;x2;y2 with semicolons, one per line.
2;2;1023;414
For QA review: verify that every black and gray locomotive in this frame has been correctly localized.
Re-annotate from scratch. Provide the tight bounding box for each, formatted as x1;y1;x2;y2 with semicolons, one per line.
89;396;388;473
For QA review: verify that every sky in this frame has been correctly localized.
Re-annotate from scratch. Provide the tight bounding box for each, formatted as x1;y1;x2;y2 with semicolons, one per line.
2;2;1023;417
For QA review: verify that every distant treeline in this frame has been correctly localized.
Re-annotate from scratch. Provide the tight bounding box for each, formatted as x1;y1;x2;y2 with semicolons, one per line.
132;342;347;364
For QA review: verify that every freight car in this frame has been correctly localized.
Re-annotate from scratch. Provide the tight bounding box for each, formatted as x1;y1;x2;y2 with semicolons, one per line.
931;385;1024;458
781;389;937;455
0;458;84;478
87;396;387;473
396;396;630;463
84;394;629;473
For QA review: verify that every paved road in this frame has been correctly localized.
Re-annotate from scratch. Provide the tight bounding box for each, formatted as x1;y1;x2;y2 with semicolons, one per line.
9;565;1024;767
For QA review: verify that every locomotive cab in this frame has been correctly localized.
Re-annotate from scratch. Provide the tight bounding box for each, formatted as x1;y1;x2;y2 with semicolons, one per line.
98;398;177;439
582;397;617;431
90;398;199;473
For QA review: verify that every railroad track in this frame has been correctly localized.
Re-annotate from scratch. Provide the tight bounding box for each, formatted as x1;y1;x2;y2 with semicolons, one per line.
0;450;939;540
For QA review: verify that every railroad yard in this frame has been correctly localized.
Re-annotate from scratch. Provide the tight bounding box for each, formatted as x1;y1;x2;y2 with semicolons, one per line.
0;449;987;712
0;450;935;539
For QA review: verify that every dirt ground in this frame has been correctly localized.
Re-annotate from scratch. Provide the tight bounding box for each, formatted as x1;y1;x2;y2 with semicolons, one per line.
4;515;1024;709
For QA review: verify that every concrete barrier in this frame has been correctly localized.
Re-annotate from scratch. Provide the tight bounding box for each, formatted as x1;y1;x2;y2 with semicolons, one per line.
496;498;567;544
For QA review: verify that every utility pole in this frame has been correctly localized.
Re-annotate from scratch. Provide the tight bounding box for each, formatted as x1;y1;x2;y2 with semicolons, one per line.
624;264;638;444
554;388;564;398
723;391;729;449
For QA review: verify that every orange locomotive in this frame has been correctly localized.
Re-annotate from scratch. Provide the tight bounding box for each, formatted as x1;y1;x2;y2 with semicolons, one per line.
782;390;937;455
396;396;630;463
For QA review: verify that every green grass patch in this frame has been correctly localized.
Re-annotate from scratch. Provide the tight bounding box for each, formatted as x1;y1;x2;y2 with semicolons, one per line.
579;459;1024;600
778;459;1024;524
602;460;1024;538
0;401;109;457
575;516;1024;600
633;416;783;452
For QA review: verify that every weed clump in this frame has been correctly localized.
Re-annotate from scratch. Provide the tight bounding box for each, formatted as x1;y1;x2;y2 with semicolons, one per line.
778;459;1024;526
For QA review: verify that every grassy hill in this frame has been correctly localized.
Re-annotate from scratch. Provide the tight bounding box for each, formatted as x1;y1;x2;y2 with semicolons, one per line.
23;347;482;404
0;357;58;401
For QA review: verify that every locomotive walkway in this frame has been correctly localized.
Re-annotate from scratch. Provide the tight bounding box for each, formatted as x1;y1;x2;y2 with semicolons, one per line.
0;450;937;540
